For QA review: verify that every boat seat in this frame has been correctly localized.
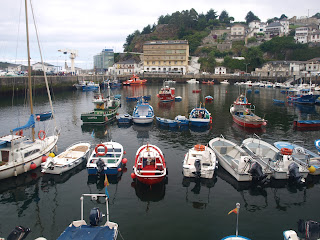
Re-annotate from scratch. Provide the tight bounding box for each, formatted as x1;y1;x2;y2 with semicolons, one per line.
220;147;227;155
227;149;240;159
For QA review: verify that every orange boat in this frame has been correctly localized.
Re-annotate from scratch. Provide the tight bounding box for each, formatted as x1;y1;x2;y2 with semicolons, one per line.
122;74;147;86
202;80;214;85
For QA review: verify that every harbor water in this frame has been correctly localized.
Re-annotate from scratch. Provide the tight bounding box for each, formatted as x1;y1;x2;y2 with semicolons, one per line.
0;83;320;240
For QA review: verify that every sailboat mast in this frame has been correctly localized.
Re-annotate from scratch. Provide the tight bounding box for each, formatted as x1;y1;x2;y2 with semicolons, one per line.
25;0;35;141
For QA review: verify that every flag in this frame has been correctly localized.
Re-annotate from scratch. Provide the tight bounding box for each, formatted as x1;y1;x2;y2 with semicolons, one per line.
91;130;94;138
104;174;109;198
228;208;238;215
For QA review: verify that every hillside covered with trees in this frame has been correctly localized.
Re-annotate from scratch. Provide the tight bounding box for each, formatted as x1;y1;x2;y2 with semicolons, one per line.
122;9;320;73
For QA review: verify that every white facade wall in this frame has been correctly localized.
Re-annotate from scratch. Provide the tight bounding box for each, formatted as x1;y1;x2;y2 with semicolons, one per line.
32;63;55;72
310;32;320;43
215;67;226;75
294;27;309;43
280;19;290;35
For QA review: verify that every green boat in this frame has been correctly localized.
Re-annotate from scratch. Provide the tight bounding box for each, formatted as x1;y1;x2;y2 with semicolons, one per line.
81;86;120;124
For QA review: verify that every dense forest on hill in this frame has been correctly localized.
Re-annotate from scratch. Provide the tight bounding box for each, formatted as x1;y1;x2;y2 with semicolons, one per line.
122;8;320;73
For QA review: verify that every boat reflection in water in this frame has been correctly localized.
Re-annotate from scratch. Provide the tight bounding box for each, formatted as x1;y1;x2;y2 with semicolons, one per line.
158;101;174;110
231;122;266;134
81;122;112;139
182;176;217;209
132;122;153;140
87;169;125;190
216;167;308;212
131;180;167;211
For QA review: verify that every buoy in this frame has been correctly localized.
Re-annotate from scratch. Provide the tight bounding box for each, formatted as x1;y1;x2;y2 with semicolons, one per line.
308;165;316;174
118;168;122;172
42;154;48;162
122;158;128;165
263;121;267;126
30;162;37;170
226;90;227;93
49;152;55;158
36;115;40;120
123;150;126;155
131;173;136;179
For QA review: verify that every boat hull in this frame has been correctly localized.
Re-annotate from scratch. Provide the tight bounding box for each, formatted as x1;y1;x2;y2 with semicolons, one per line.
232;115;266;128
81;110;118;124
133;117;154;124
293;120;320;128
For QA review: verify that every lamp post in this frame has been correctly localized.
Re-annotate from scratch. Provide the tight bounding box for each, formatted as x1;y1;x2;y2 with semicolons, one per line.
245;63;250;74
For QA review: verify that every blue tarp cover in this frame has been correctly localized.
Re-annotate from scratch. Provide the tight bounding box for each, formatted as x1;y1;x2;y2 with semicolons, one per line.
57;225;115;240
12;114;35;132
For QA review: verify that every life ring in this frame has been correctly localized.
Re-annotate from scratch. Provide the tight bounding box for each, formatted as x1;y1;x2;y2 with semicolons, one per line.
280;147;293;155
195;144;205;151
38;130;46;140
95;144;107;156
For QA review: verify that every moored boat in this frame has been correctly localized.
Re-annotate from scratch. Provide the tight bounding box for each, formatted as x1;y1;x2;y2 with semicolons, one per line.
205;95;213;102
192;89;201;93
189;105;212;127
293;119;320;128
132;98;154;124
82;81;99;91
187;78;199;84
157;85;175;102
156;117;179;128
41;142;91;174
131;144;167;185
35;111;52;121
175;115;189;126
209;136;268;183
122;74;147;86
87;142;127;175
220;79;230;85
202;80;214;85
183;144;217;178
57;193;118;240
242;137;308;183
116;113;133;124
274;141;320;175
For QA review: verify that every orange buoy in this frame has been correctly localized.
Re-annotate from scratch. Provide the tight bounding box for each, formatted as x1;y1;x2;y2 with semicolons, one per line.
41;154;48;162
122;158;128;165
195;144;205;151
281;148;293;155
30;162;37;170
131;173;136;179
118;168;122;172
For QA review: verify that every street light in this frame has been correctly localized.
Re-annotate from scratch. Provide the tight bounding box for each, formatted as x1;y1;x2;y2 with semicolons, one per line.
244;63;250;73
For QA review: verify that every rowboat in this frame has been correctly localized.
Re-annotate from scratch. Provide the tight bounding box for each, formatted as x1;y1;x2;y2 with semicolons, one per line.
156;117;179;128
35;111;52;121
209;136;268;183
131;144;167;185
293;119;320;128
242;137;308;183
183;144;217;178
87;142;127;175
57;193;118;240
41;142;91;175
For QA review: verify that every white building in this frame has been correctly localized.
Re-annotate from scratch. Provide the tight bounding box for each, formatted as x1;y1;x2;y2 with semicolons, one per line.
231;24;246;40
114;59;140;75
280;18;290;35
294;27;309;43
310;31;320;43
306;58;320;74
32;62;55;72
215;66;226;75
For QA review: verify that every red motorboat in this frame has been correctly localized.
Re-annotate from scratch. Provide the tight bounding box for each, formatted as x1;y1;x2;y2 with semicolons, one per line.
202;80;214;85
122;74;147;86
230;94;267;128
157;86;175;102
293;120;320;129
131;144;167;185
192;89;201;93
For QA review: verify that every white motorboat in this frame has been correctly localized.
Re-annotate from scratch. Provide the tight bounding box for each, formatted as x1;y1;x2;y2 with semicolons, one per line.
183;144;217;178
242;137;309;183
186;78;199;84
132;98;154;124
57;193;118;240
208;136;267;183
220;79;230;85
41;142;91;174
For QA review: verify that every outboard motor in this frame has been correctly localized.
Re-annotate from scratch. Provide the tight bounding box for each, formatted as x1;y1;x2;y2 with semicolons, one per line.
298;219;320;240
89;207;103;226
288;162;303;184
96;158;105;175
7;226;31;240
193;159;201;177
249;162;267;185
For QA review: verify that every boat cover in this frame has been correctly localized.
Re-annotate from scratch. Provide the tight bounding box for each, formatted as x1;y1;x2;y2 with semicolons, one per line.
58;225;115;240
12;114;35;132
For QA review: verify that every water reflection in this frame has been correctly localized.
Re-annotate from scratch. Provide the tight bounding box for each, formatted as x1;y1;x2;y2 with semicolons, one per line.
81;123;112;139
231;122;267;134
182;176;217;209
132;123;153;141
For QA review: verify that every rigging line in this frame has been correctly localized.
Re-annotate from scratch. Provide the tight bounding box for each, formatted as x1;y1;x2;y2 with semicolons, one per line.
29;0;58;130
15;0;23;64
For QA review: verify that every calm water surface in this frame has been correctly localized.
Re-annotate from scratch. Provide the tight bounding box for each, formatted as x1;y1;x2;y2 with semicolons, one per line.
1;83;320;240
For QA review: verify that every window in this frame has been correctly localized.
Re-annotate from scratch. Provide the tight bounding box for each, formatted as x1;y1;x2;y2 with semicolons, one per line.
152;61;155;64
169;61;171;65
175;61;177;64
24;149;40;158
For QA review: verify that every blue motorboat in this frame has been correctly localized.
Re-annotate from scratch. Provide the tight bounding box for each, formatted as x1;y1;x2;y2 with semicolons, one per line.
35;111;52;121
156;117;179;128
287;88;319;104
116;113;132;124
82;81;99;91
189;106;211;127
175;96;182;102
132;98;154;124
57;193;118;240
175;115;189;126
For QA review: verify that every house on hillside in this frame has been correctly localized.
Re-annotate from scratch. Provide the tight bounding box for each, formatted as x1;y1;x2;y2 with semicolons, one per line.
265;22;284;38
231;24;247;40
253;61;306;77
215;66;226;75
295;26;309;43
306;58;320;75
279;17;290;35
310;31;320;43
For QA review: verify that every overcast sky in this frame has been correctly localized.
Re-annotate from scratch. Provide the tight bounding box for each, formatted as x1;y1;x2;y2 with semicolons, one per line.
0;0;319;69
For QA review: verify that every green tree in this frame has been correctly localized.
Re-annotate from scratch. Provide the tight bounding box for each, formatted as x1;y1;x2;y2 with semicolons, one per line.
312;12;320;19
205;9;218;21
279;14;288;20
141;25;152;34
244;47;264;70
245;11;260;24
219;10;233;24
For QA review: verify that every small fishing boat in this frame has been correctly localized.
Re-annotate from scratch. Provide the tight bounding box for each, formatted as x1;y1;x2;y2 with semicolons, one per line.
132;98;154;124
73;80;87;90
273;99;285;104
192;89;201;93
156;117;179;128
175;96;182;102
189;105;212;127
202;80;214;85
157;85;175;102
293;119;320;128
41;142;91;175
287;88;319;104
242;137;308;183
87;142;127;175
283;219;320;240
205;96;213;102
230;95;267;128
220;79;230;85
126;96;140;101
122;74;147;86
187;78;199;84
131;144;167;185
164;79;176;84
82;81;99;91
222;203;251;240
183;144;217;178
175;115;189;126
116;113;133;124
57;193;118;240
274;141;320;175
35;111;52;121
209;136;268;183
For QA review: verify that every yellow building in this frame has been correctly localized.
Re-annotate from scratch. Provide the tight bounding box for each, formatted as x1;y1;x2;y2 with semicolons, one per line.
143;40;189;74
